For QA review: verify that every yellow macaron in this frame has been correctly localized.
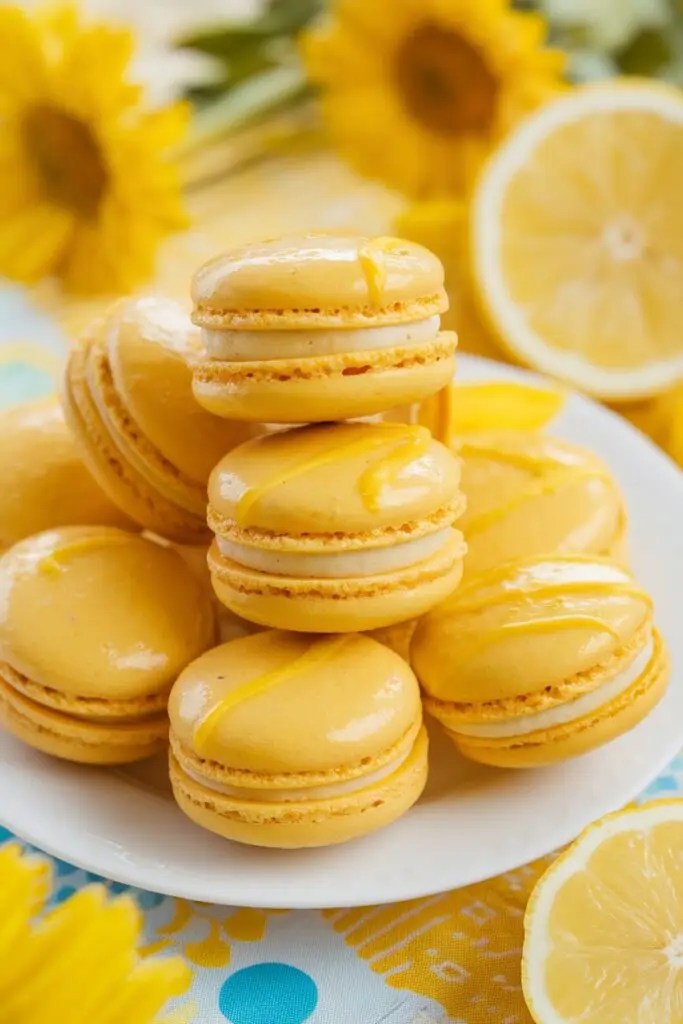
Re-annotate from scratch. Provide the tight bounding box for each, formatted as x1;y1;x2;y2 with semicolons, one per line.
190;232;457;423
412;555;668;768
207;420;467;632
63;296;258;543
457;431;627;577
0;526;215;764
168;630;428;848
0;398;131;548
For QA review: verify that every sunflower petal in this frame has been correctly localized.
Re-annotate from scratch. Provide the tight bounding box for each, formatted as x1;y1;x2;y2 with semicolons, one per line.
0;5;48;108
0;203;73;283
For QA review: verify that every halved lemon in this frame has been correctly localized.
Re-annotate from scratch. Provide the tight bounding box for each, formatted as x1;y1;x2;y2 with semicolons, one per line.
523;799;683;1023
473;82;683;402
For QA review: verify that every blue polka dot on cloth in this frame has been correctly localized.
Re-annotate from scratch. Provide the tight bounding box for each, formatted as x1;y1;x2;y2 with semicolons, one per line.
219;963;318;1024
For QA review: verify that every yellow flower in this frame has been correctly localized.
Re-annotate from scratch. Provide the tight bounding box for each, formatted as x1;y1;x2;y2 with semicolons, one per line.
0;3;189;294
302;0;566;199
0;843;190;1023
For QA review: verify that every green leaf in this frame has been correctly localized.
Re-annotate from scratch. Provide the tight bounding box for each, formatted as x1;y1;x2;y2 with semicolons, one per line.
188;65;310;144
178;0;323;58
616;28;673;75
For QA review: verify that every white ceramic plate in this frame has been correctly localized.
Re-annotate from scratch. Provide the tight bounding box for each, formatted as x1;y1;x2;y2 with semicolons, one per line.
1;354;682;908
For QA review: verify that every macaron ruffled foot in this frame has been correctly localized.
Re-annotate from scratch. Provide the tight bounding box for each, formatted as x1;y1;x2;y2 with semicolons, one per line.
0;527;216;764
190;233;457;423
168;631;428;848
412;555;668;767
206;420;467;632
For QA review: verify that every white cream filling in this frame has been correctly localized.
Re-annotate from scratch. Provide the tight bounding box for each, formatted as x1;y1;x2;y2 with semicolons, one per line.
203;315;440;361
455;632;654;740
184;749;409;803
217;528;451;579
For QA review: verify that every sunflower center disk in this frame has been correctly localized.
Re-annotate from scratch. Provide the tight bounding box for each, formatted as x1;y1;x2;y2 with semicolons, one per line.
23;105;106;217
396;23;498;136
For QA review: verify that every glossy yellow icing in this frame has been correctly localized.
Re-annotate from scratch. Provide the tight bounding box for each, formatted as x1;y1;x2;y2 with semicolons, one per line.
0;526;215;699
0;398;130;548
411;556;653;703
169;631;422;773
39;533;131;575
233;422;442;529
194;635;350;750
191;233;446;317
358;237;402;305
442;555;651;615
457;432;625;575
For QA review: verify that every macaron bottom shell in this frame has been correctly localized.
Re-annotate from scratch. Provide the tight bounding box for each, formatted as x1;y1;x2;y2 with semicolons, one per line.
192;341;456;423
168;726;429;849
433;629;669;769
0;671;168;765
208;534;465;633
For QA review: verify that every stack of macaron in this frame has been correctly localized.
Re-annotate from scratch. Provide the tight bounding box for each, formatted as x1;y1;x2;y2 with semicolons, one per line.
0;231;670;853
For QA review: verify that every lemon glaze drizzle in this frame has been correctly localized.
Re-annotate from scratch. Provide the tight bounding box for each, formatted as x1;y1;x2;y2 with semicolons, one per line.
357;236;401;305
193;636;351;751
462;464;617;537
38;534;131;575
236;424;432;527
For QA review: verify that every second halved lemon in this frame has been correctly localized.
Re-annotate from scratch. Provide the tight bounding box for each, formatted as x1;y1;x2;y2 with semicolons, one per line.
473;82;683;402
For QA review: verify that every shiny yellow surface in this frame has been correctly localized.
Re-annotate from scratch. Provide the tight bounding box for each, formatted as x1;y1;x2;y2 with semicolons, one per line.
457;431;626;576
0;526;215;699
106;296;256;482
169;631;421;772
0;844;190;1023
412;555;651;703
0;398;130;548
191;232;446;324
193;635;351;751
210;421;461;538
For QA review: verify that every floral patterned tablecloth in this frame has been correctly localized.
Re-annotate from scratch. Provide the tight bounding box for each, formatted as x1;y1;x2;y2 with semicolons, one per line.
2;284;683;1024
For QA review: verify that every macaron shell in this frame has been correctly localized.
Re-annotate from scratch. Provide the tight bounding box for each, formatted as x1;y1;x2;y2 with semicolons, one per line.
63;344;210;543
411;556;651;703
0;527;215;699
192;337;456;423
448;629;669;768
191;233;447;328
458;433;627;578
168;631;421;773
208;421;462;536
0;398;131;547
108;297;256;482
208;531;465;632
366;618;418;661
0;677;168;765
168;725;428;848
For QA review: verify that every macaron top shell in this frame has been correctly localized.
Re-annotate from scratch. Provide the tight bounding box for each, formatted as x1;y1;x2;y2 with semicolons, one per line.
101;296;256;482
412;556;652;704
169;630;421;773
208;421;462;540
191;233;448;329
0;399;130;547
458;432;625;575
0;527;215;699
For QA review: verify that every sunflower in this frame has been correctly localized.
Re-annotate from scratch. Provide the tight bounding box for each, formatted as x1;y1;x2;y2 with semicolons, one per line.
0;843;190;1023
0;3;189;294
301;0;566;198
